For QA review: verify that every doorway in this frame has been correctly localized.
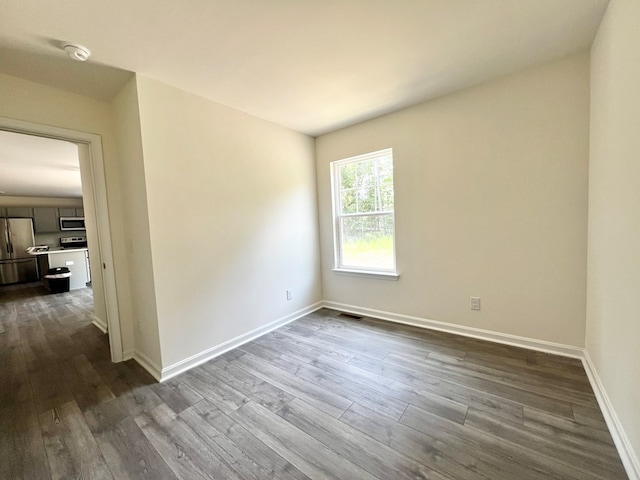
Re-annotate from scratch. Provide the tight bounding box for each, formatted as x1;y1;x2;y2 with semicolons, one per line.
0;116;123;362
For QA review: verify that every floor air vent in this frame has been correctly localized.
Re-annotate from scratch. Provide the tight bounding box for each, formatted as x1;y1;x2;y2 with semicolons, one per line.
338;312;363;320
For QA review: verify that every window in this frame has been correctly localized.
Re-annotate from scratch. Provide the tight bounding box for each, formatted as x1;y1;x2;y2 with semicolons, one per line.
331;148;396;275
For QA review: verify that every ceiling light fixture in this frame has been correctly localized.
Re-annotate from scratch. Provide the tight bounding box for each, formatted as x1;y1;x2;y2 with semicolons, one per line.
63;43;91;62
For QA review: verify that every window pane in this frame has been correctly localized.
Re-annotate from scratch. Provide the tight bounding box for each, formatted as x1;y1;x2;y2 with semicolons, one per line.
339;163;356;190
378;158;394;210
340;189;356;214
356;185;377;213
340;214;394;270
355;161;374;213
338;156;394;214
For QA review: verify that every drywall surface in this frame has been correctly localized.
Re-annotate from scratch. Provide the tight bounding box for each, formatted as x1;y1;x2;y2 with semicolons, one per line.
316;52;590;346
135;76;322;368
0;73;131;352
111;76;161;366
587;0;640;471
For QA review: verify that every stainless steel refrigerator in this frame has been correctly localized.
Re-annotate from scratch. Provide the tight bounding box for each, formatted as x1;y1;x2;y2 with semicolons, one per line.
0;218;38;285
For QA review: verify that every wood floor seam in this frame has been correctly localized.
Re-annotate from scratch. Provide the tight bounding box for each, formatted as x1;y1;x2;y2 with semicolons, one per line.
0;285;629;480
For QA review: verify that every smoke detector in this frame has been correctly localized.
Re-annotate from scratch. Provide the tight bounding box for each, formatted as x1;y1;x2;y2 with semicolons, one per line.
63;43;91;62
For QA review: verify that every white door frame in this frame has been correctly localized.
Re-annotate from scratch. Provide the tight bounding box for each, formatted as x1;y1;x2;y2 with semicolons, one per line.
0;115;124;362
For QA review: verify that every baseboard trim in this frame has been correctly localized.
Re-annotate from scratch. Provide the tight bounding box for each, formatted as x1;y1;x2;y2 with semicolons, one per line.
322;301;584;358
159;301;324;382
133;350;162;382
92;316;108;334
582;351;640;480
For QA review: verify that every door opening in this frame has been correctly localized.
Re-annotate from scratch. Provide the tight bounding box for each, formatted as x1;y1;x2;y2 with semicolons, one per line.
0;116;123;362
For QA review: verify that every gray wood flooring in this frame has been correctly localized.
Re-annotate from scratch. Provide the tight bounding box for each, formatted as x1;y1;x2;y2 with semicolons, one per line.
0;284;628;479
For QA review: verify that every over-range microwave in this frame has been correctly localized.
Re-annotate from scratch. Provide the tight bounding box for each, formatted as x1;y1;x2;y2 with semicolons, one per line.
59;216;86;231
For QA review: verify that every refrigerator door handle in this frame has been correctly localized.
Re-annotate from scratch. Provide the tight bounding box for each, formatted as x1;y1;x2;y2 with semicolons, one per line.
6;223;13;255
3;226;10;255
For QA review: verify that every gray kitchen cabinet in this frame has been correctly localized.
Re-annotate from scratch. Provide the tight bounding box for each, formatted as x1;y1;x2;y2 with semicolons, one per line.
58;208;76;217
0;207;7;217
33;207;59;233
58;207;84;217
6;207;33;218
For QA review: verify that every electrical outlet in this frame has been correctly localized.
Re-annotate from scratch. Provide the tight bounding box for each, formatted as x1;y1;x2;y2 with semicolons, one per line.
286;289;293;301
470;296;481;311
65;260;74;266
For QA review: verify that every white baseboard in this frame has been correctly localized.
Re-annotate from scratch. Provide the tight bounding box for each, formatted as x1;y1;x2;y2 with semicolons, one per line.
158;301;324;382
92;316;108;334
322;301;584;358
582;351;640;480
133;350;162;382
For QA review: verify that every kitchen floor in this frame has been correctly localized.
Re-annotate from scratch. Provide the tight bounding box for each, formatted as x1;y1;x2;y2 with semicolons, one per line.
0;283;629;479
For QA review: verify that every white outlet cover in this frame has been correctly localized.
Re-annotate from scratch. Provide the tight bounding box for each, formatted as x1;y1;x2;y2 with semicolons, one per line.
470;296;481;310
65;260;74;266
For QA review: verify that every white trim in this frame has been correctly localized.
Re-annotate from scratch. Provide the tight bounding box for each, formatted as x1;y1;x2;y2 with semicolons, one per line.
76;142;123;362
0;116;123;362
332;148;394;167
92;316;108;334
582;351;640;480
122;349;135;361
322;301;584;358
133;350;162;382
339;211;394;219
331;268;399;280
158;301;324;382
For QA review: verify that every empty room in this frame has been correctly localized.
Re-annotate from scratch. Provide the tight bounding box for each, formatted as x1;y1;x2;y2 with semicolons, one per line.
0;0;638;479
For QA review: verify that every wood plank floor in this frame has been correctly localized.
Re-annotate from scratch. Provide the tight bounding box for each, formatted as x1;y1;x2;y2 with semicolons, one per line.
0;284;628;479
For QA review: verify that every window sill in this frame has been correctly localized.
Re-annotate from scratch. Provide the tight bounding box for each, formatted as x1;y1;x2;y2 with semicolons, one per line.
332;268;399;280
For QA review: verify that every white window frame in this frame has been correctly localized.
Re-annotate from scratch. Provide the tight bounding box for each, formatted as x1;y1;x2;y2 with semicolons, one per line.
330;148;398;278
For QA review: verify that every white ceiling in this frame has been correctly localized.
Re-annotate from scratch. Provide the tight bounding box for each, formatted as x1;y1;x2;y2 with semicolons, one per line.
0;0;608;137
0;130;82;198
1;1;608;199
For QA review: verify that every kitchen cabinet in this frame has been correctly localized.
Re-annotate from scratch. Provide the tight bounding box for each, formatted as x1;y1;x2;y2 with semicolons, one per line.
58;208;76;217
33;207;59;233
0;208;6;217
58;207;84;217
6;207;33;218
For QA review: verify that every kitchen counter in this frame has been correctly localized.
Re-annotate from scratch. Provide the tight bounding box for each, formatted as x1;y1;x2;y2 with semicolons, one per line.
35;248;91;290
28;247;88;256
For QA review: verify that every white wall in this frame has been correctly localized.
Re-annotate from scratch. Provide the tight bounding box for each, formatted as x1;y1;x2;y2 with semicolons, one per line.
587;0;640;474
316;52;590;347
134;76;322;369
0;73;132;349
111;76;162;366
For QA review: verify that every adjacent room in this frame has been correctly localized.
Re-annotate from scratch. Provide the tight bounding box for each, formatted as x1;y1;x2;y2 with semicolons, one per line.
0;1;638;479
